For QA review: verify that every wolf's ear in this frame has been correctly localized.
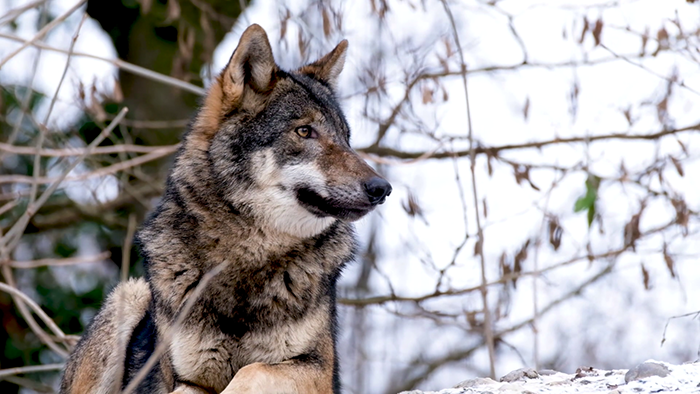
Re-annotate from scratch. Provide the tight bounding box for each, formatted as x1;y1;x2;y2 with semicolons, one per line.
195;24;277;139
222;24;278;99
298;40;348;89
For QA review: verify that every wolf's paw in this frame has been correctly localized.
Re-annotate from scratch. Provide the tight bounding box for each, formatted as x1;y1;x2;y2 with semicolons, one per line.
169;384;211;394
220;362;297;394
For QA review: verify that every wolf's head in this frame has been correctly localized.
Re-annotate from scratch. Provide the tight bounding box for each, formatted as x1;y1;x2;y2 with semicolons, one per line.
176;24;391;238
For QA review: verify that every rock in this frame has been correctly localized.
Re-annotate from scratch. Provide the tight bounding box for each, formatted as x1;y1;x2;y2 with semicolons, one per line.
453;377;497;388
573;366;597;379
624;361;670;383
537;369;559;376
499;367;539;382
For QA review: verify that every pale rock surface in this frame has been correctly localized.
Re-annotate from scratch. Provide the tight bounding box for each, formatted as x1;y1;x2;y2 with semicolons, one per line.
398;361;700;394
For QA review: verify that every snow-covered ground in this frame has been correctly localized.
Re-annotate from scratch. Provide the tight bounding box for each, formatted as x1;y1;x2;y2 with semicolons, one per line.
400;361;700;394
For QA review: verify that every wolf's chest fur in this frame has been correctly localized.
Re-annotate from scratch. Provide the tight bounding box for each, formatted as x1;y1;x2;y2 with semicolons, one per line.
139;206;355;391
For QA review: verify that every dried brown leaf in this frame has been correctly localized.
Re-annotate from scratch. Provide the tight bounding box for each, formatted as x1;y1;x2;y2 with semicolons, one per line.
421;86;434;104
641;263;650;290
500;252;510;278
78;81;85;101
622;107;632;125
663;245;676;278
513;165;540;191
444;37;453;58
298;30;307;59
402;191;424;220
466;311;478;328
592;18;604;46
511;240;530;288
280;9;290;39
670;156;684;177
624;209;643;251
657;96;668;123
487;153;493;177
671;198;689;235
657;27;669;44
322;8;331;38
523;96;530;120
579;17;589;44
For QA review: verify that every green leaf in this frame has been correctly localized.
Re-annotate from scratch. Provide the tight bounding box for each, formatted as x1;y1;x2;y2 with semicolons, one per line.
573;175;600;227
574;193;594;212
587;203;596;227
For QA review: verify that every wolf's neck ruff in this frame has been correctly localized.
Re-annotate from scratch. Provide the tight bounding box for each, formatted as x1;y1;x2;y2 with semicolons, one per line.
60;24;390;394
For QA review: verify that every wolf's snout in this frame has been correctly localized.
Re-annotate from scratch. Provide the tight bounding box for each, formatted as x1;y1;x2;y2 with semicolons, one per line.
364;177;392;205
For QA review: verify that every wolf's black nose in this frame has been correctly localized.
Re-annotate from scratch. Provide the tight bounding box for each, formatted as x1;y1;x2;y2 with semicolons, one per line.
364;177;392;205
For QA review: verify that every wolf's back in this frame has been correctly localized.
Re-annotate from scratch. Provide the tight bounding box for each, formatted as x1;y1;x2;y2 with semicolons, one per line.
60;278;151;394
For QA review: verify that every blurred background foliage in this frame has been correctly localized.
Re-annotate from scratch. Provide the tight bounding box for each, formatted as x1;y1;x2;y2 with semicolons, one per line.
1;1;242;392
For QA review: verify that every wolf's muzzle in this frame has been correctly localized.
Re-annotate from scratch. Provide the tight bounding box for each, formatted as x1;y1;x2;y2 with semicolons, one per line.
364;177;392;205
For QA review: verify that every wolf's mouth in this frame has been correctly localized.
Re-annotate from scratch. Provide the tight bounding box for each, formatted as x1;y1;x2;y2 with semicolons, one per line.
295;187;373;221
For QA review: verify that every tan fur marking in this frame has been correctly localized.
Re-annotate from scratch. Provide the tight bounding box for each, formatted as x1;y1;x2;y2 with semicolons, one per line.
220;361;332;394
63;279;151;394
169;385;211;394
192;24;278;145
220;322;336;394
70;364;98;394
192;78;226;142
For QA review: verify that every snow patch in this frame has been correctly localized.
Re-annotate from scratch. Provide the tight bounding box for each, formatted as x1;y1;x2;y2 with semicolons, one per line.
399;361;700;393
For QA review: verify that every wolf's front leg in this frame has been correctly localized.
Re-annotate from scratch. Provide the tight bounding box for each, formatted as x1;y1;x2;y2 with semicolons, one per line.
220;360;333;394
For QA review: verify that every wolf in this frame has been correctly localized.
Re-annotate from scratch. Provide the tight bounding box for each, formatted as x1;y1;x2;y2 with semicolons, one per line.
59;24;391;394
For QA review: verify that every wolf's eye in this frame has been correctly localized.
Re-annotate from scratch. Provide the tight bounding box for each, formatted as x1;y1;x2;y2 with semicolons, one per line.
295;126;316;139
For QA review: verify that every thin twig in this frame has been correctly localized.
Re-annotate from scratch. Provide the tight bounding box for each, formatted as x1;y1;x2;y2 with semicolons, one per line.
0;141;180;157
0;363;64;378
4;252;110;269
388;263;615;392
358;122;700;161
339;217;676;307
0;0;48;26
0;282;68;346
0;10;89;360
0;33;206;95
0;4;47;166
0;106;127;363
1;376;53;392
0;200;18;216
0;144;176;185
1;265;69;357
1;108;128;255
440;0;496;378
660;310;700;347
